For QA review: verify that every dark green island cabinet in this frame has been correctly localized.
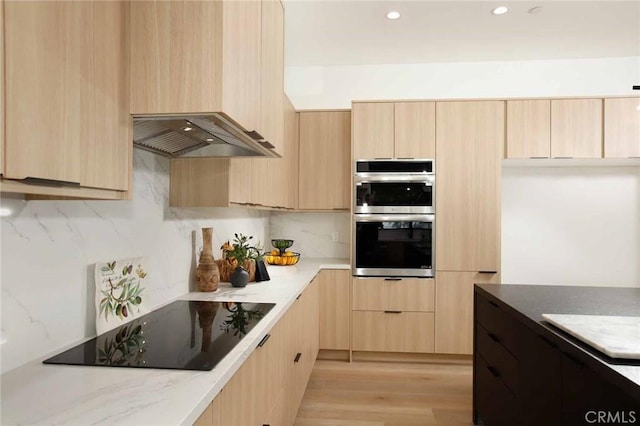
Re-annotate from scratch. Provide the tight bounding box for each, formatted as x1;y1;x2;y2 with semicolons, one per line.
473;284;640;426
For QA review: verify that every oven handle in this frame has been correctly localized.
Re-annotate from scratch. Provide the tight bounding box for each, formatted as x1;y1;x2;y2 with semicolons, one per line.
353;214;435;223
354;175;434;185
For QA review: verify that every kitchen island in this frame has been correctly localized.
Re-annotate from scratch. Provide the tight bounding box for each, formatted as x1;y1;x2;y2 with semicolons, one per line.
474;284;640;426
1;258;349;426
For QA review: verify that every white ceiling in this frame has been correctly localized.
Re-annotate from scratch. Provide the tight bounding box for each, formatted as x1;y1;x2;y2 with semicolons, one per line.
283;1;640;66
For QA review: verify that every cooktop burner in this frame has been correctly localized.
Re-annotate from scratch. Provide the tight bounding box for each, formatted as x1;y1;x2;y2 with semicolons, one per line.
43;300;275;371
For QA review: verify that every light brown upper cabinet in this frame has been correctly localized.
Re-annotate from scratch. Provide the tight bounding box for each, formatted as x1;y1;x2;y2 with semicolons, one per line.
435;101;503;272
604;98;640;158
260;0;285;154
506;100;551;158
394;102;436;159
352;102;394;159
352;101;435;160
2;1;130;199
551;99;603;158
298;111;351;210
131;0;283;154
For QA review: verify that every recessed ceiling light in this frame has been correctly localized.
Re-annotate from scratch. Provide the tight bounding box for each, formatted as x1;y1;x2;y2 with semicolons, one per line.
0;207;12;217
386;11;400;20
636;105;640;111
492;6;509;15
183;126;193;132
528;6;543;15
206;138;214;142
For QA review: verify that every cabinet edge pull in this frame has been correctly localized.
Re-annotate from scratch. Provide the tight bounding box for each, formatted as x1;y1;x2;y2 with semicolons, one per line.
628;156;640;159
487;365;500;378
563;351;585;367
294;352;302;363
258;140;275;149
529;156;548;159
488;300;499;308
384;310;402;314
21;177;81;187
245;130;264;141
296;293;302;300
553;156;574;159
373;157;393;160
384;278;402;281
478;270;497;274
488;332;501;343
257;334;271;347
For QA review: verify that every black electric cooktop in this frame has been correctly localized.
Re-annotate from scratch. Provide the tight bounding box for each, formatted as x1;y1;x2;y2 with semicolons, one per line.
43;300;275;371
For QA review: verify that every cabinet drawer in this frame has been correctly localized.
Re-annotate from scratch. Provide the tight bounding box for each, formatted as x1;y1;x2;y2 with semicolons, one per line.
352;311;434;353
475;293;519;356
476;355;516;426
352;278;434;311
476;324;519;394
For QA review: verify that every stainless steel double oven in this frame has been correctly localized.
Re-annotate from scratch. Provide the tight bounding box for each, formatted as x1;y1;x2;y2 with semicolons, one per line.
353;160;435;277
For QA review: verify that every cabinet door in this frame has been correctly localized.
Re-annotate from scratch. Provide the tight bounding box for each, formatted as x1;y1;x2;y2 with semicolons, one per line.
551;99;602;158
506;100;551;159
130;1;222;114
4;1;84;183
194;396;222;426
352;102;394;159
81;1;130;191
604;97;640;158
260;0;284;154
435;271;499;355
299;111;351;210
435;101;503;272
352;277;434;312
352;311;435;353
394;102;436;159
222;0;262;135
319;270;350;350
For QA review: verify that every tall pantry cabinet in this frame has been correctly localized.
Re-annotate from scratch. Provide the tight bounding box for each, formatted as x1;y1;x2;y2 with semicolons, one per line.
434;100;504;355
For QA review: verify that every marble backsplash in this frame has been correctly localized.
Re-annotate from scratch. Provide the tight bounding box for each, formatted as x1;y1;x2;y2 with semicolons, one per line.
0;150;270;373
269;211;350;259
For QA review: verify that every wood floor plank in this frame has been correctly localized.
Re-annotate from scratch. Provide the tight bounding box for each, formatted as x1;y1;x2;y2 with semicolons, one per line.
294;360;473;426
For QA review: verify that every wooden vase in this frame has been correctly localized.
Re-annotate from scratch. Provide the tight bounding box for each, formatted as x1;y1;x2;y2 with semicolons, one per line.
195;228;220;292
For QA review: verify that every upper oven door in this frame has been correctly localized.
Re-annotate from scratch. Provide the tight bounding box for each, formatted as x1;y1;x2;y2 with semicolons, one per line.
353;214;434;277
354;175;435;214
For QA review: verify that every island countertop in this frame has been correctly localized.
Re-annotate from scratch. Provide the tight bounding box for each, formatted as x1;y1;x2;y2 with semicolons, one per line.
475;284;640;399
1;258;349;426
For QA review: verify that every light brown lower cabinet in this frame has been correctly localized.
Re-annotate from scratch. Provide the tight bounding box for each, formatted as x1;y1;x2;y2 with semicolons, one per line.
352;311;435;353
318;270;350;350
195;278;319;426
434;271;500;355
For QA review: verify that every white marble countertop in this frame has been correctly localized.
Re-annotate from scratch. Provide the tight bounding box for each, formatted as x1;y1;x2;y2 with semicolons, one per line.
1;258;350;426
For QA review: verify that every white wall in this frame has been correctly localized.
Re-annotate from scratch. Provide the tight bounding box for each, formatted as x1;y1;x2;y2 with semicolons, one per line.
269;212;350;258
502;165;640;287
286;56;639;109
286;55;640;287
0;150;270;373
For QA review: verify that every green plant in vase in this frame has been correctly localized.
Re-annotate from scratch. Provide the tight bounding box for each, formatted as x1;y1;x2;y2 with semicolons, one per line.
221;233;262;287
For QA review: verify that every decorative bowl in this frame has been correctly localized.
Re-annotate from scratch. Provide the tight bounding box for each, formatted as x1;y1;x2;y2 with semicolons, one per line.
271;239;294;254
264;252;300;266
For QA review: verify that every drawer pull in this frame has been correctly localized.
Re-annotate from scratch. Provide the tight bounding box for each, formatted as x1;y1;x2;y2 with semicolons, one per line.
384;278;402;281
488;300;499;308
294;352;302;363
487;365;501;378
488;332;501;343
384;310;402;314
257;334;271;347
296;293;302;300
478;270;497;274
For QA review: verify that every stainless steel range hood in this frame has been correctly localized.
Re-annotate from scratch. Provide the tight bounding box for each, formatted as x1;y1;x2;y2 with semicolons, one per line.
132;114;279;158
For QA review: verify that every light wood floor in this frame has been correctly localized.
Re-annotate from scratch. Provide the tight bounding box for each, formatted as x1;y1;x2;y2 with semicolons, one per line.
294;360;474;426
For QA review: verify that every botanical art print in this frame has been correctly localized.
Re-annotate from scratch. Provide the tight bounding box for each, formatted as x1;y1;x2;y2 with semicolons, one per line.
94;257;149;334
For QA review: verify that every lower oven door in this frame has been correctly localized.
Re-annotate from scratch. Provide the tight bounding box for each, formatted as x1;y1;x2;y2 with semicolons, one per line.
353;214;434;277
